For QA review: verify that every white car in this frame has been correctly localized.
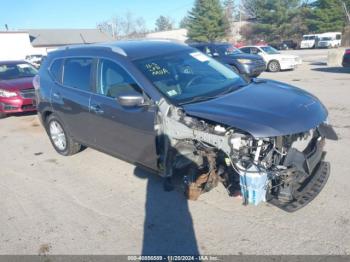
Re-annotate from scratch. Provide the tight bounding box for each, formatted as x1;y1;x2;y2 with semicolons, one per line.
25;54;44;68
240;46;302;72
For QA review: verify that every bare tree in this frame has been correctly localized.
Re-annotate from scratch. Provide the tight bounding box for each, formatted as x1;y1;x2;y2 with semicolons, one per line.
241;0;258;19
97;12;148;40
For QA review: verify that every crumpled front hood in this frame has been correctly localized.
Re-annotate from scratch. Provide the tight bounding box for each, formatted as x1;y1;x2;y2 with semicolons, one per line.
182;80;328;138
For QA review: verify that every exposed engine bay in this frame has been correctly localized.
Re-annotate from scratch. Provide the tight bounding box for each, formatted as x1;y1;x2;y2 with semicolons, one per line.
156;99;337;212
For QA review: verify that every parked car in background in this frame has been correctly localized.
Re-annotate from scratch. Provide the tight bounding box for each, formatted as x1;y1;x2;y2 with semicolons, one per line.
25;54;44;68
190;42;266;79
316;32;342;48
342;49;350;67
0;61;37;118
36;40;337;211
239;45;302;72
271;40;298;50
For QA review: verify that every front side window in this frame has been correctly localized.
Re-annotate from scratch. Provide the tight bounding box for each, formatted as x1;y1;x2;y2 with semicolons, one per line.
134;50;245;105
260;46;279;55
0;62;38;80
97;59;141;98
63;58;93;91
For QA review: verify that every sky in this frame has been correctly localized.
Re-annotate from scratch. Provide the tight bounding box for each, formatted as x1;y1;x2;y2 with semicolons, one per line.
0;0;194;31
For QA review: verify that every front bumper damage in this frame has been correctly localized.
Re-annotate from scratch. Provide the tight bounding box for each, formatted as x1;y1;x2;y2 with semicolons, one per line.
156;98;337;212
268;123;337;212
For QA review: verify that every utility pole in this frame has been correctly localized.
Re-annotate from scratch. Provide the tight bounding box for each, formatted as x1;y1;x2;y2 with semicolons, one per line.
239;0;242;28
341;1;350;24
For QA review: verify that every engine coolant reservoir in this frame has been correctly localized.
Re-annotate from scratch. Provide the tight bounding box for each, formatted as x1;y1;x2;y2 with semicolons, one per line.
239;166;268;206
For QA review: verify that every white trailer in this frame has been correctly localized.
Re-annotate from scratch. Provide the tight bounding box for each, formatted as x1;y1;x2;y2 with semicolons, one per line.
300;34;320;49
316;32;342;48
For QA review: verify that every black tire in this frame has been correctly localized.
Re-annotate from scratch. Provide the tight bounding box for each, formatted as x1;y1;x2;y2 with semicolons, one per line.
267;60;281;72
46;114;81;156
0;112;6;119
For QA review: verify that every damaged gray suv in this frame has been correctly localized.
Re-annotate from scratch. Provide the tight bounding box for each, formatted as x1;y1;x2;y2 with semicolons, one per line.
36;40;337;212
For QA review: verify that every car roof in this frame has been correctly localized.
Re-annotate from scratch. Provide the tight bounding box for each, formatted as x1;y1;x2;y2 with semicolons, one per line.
53;39;193;60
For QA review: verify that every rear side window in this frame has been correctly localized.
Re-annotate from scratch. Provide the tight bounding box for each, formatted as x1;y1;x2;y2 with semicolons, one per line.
49;59;63;83
96;59;142;98
63;58;93;91
250;47;259;54
240;47;250;54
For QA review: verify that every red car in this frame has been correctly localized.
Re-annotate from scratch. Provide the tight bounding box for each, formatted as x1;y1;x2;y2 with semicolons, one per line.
0;61;38;118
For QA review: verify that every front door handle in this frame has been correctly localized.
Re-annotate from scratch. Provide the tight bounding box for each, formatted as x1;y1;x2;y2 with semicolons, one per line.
90;104;104;114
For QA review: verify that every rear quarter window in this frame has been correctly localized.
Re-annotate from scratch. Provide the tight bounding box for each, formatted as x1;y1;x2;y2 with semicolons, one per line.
240;47;250;54
49;59;63;83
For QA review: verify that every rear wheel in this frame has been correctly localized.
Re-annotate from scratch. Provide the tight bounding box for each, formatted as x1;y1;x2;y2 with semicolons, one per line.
46;114;81;156
267;60;281;72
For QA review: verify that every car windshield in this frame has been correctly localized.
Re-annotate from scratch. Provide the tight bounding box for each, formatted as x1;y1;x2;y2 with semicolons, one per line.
216;44;242;55
134;50;246;105
260;46;280;54
0;62;38;80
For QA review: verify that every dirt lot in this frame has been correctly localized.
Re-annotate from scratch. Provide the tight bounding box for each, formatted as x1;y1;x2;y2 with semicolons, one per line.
0;49;350;255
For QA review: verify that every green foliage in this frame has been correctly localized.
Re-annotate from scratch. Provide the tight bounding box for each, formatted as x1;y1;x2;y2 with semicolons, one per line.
155;16;173;32
187;0;229;42
241;0;350;42
242;0;302;42
179;16;190;29
308;0;347;32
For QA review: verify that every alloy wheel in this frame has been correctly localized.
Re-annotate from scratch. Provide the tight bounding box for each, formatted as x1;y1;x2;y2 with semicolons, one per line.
49;120;67;151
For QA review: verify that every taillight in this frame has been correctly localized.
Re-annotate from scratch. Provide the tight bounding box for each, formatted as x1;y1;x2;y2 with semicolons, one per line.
33;75;40;90
345;49;350;55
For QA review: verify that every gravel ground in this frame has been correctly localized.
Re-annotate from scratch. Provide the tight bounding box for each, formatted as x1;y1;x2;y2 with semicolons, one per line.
0;49;350;255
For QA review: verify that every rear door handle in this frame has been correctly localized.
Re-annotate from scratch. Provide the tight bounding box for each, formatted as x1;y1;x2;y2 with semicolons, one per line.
90;104;104;114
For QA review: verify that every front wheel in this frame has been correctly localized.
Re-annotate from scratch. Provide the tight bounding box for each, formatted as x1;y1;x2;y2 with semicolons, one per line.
46;114;81;156
267;61;281;72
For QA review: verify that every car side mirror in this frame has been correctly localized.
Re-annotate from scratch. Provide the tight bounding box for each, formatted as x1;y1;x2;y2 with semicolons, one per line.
117;92;145;107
